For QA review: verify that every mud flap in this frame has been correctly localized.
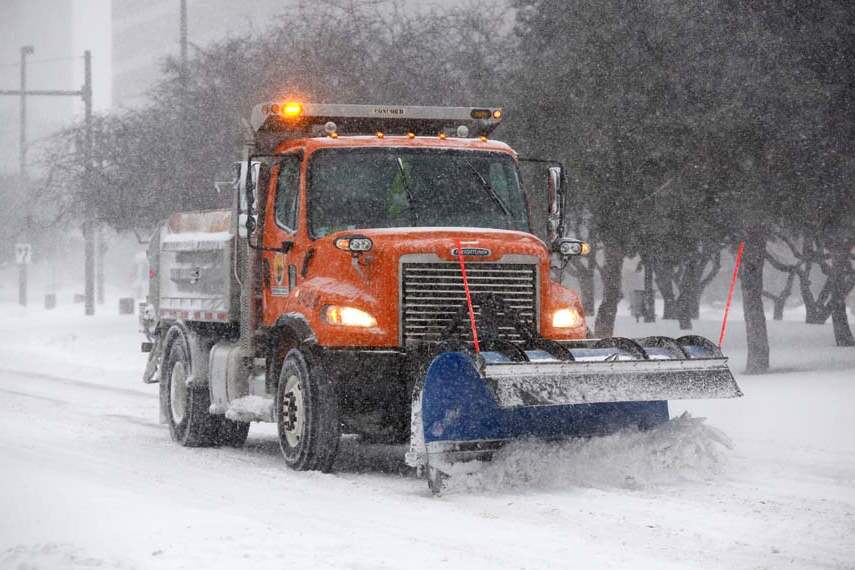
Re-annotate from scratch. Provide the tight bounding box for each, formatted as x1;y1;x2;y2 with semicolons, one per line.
142;334;163;384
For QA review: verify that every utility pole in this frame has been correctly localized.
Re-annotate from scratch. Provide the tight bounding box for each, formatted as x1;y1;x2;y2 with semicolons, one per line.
96;227;106;305
82;50;95;316
3;51;96;310
19;46;33;176
179;0;188;186
2;50;95;315
18;46;34;307
180;0;188;71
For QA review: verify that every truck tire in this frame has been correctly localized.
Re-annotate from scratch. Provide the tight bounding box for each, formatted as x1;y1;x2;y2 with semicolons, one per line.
162;332;220;447
276;349;340;472
217;419;250;447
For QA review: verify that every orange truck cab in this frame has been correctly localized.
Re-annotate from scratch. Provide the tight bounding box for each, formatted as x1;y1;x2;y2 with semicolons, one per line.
142;102;591;471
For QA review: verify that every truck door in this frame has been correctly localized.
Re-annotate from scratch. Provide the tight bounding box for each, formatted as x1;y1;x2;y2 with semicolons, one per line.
262;153;302;320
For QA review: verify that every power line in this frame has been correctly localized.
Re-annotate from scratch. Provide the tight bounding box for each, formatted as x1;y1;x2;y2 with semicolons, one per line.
0;55;82;68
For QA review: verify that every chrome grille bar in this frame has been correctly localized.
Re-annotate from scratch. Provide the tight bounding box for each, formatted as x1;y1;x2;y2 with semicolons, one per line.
401;261;538;344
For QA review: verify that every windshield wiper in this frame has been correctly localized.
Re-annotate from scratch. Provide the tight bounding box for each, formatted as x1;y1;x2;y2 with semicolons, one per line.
459;158;512;220
396;156;419;224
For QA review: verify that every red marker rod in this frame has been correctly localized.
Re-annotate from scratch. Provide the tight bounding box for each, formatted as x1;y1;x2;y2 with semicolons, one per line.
719;241;745;349
456;240;481;353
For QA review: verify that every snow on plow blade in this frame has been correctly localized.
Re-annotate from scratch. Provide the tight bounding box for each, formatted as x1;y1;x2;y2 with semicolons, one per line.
406;335;741;492
487;357;739;407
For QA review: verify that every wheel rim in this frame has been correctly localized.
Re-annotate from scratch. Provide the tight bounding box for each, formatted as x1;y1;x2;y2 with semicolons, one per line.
281;372;305;448
170;360;188;424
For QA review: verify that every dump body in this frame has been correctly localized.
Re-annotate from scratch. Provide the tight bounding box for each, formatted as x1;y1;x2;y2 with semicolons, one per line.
146;209;238;324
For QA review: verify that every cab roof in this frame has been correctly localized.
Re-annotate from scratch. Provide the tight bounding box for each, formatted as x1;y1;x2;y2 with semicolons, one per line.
273;134;517;157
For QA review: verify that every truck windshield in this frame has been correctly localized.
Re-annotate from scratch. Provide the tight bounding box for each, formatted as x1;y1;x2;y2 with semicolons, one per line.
308;148;529;237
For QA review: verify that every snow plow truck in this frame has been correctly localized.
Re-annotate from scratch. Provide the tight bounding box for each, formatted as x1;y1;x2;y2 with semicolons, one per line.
140;102;741;493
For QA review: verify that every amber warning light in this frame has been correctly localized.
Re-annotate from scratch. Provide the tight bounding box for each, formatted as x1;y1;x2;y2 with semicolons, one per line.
265;101;304;117
280;102;303;117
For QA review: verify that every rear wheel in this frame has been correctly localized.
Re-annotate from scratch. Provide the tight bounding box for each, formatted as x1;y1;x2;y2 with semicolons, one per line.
217;418;250;447
277;349;340;472
162;333;220;447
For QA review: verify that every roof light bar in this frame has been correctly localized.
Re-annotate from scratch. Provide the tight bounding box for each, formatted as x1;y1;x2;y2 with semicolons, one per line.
250;102;504;140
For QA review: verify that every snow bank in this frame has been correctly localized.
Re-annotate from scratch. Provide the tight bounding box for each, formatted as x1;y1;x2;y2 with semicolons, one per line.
452;413;732;493
224;395;273;422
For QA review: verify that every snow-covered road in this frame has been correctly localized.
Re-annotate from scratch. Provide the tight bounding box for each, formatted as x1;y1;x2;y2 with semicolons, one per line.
1;301;853;569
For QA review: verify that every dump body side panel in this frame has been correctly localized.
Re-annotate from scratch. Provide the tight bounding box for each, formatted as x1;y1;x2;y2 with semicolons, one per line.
149;209;238;323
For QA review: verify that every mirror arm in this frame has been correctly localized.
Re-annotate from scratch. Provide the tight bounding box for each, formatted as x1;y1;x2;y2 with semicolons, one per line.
518;156;568;240
248;237;293;254
558;162;568;238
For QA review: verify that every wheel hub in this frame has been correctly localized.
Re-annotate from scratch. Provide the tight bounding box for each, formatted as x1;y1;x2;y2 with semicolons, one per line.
281;373;304;448
170;360;188;424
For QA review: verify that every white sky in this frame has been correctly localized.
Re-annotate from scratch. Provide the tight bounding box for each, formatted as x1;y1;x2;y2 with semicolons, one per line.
72;0;112;112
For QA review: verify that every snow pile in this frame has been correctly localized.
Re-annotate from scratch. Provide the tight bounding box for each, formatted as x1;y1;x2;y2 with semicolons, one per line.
454;413;732;493
224;395;273;422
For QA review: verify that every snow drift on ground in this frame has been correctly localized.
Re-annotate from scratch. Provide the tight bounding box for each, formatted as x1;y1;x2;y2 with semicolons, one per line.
0;291;853;569
458;413;733;494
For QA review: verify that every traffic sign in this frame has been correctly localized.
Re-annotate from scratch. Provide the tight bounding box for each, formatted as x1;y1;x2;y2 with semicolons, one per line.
15;243;32;265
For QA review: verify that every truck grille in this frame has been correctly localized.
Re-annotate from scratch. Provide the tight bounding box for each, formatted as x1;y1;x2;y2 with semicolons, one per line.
401;262;538;344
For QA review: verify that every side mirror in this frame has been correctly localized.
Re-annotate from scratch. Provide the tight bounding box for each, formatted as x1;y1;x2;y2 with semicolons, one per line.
547;166;563;242
237;160;263;238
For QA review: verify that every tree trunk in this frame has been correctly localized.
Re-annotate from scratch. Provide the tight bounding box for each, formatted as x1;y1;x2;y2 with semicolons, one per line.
643;257;655;323
675;254;701;330
594;242;625;338
829;240;855;347
799;262;832;324
654;260;677;319
805;306;831;324
662;297;677;320
831;301;855;346
768;270;795;320
567;257;596;315
740;231;770;373
772;297;785;321
676;281;695;329
578;267;596;315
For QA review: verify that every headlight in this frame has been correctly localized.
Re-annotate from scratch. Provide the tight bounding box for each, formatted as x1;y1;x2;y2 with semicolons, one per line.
334;235;373;252
552;238;591;256
552;307;584;328
323;305;377;328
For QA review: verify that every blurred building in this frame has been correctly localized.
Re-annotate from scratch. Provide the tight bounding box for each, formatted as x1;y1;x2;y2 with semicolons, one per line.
111;0;285;109
0;0;75;175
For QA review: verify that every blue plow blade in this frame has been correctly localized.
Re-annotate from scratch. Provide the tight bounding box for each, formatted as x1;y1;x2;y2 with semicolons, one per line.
406;344;741;491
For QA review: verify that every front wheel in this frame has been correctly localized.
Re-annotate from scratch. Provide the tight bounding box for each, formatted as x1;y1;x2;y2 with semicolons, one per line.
276;349;340;472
